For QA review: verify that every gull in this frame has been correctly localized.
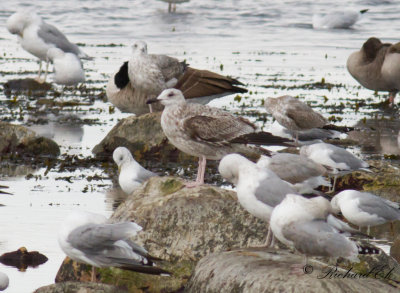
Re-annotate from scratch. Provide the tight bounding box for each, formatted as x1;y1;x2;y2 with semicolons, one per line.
58;210;170;282
265;96;327;144
331;190;400;234
347;37;400;104
46;48;85;86
300;142;369;192
157;0;190;13
219;153;296;246
107;59;247;115
0;272;8;291
7;10;90;83
147;89;292;187
312;9;368;29
270;194;376;267
257;153;331;194
113;147;157;194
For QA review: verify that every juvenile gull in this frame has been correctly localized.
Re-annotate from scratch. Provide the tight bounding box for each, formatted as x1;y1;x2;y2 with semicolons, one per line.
46;48;85;85
157;0;190;13
58;210;169;282
0;272;8;291
219;153;296;245
312;9;368;29
347;37;400;104
300;142;369;191
113;146;157;194
107;58;247;115
7;11;90;82
148;89;292;187
331;190;400;234
257;153;330;194
265;95;327;144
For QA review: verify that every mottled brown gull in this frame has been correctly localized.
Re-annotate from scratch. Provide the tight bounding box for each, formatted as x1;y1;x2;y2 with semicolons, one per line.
347;37;400;104
265;95;327;143
147;89;292;187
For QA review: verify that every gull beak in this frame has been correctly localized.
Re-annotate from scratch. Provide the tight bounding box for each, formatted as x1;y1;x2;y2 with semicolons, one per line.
118;166;121;174
146;98;159;104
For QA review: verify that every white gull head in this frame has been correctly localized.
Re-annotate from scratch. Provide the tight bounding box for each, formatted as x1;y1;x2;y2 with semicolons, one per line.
132;40;148;54
155;88;185;106
6;10;41;36
113;146;134;168
218;154;254;185
46;47;65;61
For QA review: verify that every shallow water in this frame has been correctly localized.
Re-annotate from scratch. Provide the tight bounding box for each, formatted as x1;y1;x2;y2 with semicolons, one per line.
0;0;400;292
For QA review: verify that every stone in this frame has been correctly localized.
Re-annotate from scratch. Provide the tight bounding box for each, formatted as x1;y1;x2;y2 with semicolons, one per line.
34;281;128;293
4;78;52;98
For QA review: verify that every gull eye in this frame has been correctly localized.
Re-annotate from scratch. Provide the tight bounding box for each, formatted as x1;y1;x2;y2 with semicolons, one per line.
119;156;123;161
134;44;137;48
168;92;174;97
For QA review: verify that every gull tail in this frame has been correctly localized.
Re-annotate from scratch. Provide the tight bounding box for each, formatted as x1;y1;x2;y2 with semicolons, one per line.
322;124;354;132
230;132;293;146
120;264;172;276
327;215;370;238
357;245;380;255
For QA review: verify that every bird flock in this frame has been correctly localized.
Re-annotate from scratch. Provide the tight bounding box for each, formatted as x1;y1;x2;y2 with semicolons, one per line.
2;4;400;290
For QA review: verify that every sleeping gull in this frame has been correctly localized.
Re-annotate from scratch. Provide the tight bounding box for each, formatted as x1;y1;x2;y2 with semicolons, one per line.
219;153;296;246
300;142;369;192
113;146;157;194
312;9;368;29
257;153;331;194
0;272;8;291
58;210;170;282
7;10;91;82
107;59;247;115
265;95;327;144
157;0;190;13
347;37;400;104
46;48;85;85
148;89;292;187
331;189;400;234
270;194;377;267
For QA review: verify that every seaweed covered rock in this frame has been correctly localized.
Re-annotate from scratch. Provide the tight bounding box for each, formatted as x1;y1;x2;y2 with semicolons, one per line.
34;281;127;293
4;78;52;98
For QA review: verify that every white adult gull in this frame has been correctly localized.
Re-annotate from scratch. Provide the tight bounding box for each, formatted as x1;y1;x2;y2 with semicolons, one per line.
58;210;170;282
257;153;331;194
265;95;327;144
300;142;369;192
46;48;85;86
157;0;190;13
7;10;91;82
219;153;296;245
312;9;368;29
107;54;246;115
0;271;9;291
147;89;292;187
331;190;400;234
113;146;157;194
347;37;400;104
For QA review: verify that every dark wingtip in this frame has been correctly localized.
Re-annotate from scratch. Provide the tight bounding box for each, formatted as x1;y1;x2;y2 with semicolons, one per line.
230;132;293;146
322;124;354;132
120;265;172;276
114;61;130;89
360;9;369;14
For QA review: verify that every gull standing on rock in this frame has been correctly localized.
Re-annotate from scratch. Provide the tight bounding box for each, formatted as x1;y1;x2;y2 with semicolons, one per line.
113;147;157;194
312;9;368;29
6;10;91;82
331;190;400;234
147;89;292;187
46;48;85;86
58;210;170;282
300;142;369;192
265;96;327;144
347;37;400;104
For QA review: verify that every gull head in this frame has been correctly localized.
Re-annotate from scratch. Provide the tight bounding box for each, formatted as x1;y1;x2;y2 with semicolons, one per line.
330;190;355;214
46;47;65;62
147;89;185;106
7;11;41;36
132;40;148;54
219;154;253;185
113;147;134;170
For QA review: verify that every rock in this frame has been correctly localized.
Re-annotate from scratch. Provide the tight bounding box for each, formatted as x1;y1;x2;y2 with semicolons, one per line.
186;248;399;293
390;236;400;264
34;281;128;293
0;122;60;157
0;247;48;270
4;78;52;98
55;176;268;292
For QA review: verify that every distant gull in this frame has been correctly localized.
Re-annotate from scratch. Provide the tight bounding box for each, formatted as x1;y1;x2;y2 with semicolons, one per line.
107;58;246;115
157;0;190;13
347;37;400;104
148;89;292;187
219;153;296;246
113;146;157;194
312;9;368;29
257;153;330;194
46;48;85;85
0;272;8;291
270;194;376;265
300;142;369;192
331;189;400;234
58;210;170;282
265;95;327;144
7;10;91;83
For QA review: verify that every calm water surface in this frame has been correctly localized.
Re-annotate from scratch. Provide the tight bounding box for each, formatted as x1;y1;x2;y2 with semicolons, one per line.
0;0;400;292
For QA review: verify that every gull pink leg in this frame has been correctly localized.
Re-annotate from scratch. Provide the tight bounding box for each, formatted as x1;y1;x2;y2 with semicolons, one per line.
185;156;206;188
